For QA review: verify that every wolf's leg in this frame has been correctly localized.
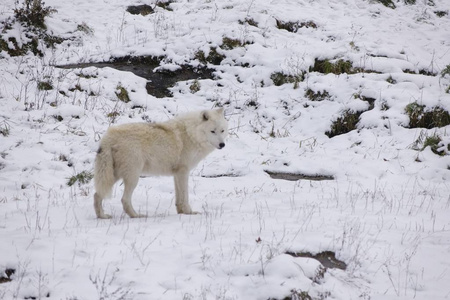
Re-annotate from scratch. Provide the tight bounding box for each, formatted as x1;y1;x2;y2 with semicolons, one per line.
174;170;197;214
94;192;112;219
121;174;146;218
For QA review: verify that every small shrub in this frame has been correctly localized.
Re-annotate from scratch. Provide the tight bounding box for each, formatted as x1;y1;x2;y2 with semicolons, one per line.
422;135;446;155
406;102;425;125
376;0;396;9
305;88;330;101
270;72;304;87
419;69;436;76
413;131;449;156
76;72;97;79
434;11;448;17
221;37;242;50
380;100;390;111
14;0;57;30
354;93;376;110
271;72;289;86
53;115;63;122
238;17;258;27
194;48;225;65
58;154;73;167
2;31;62;56
194;50;207;63
44;35;64;48
310;59;354;75
0;37;24;56
189;79;201;93
441;65;450;77
221;37;252;50
77;22;94;35
0;35;42;57
349;41;360;51
107;111;120;123
405;102;450;128
386;75;397;84
277;20;297;32
37;80;53;90
269;289;312;300
1;17;14;32
312;265;327;284
404;0;416;4
276;19;298;32
268;122;290;138
0;121;11;137
24;36;42;56
275;19;317;33
326;110;362;138
156;0;173;11
245;99;259;109
1;1;62;57
67;170;93;186
115;84;130;103
0;38;9;53
301;21;317;29
68;84;83;92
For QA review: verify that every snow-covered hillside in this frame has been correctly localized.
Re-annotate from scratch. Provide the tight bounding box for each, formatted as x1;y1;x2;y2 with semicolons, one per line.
1;0;450;299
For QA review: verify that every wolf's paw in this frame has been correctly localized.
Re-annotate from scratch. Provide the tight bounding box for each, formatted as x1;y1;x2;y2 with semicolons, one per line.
98;213;112;219
179;210;200;215
130;213;147;218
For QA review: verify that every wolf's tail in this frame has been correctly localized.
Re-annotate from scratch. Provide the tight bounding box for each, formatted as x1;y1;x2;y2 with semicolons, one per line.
94;145;115;198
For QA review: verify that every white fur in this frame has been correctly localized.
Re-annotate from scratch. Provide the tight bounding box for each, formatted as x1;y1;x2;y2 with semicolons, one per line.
93;108;228;219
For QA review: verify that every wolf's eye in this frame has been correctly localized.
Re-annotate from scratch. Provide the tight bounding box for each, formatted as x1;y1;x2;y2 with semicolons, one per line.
211;130;215;134
221;130;224;133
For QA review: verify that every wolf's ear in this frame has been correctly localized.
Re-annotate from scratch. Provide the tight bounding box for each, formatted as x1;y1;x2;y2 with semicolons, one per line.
202;111;209;121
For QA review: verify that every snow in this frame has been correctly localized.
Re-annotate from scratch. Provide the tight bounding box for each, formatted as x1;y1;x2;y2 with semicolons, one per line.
1;0;450;299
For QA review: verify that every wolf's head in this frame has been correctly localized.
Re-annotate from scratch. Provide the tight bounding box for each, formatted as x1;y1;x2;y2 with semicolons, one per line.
200;108;228;150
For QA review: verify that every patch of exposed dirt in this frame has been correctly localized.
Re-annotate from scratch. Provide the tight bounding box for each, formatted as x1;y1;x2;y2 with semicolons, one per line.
201;173;241;178
286;251;347;270
126;5;154;16
57;56;216;98
265;170;334;181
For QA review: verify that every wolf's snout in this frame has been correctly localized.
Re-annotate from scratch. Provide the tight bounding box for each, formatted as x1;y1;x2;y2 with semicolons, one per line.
219;142;225;149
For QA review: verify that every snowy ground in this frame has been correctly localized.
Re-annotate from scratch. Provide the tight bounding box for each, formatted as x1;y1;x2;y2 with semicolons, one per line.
1;0;450;299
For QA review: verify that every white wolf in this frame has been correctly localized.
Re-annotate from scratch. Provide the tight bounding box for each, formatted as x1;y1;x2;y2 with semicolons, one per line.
93;108;228;219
